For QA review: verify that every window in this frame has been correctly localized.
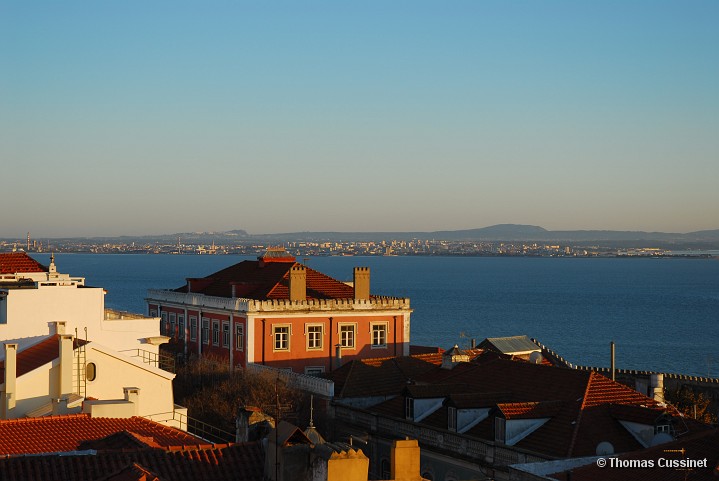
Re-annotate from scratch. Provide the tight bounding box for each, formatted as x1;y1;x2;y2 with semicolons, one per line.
202;318;210;345
149;309;157;317
178;315;185;339
190;316;197;341
222;322;230;348
371;323;387;348
307;324;323;350
86;362;97;382
274;325;290;351
448;406;457;432
235;323;244;351
304;366;325;376
494;417;506;443
169;313;176;338
339;324;355;349
160;312;167;335
405;397;414;420
212;320;220;346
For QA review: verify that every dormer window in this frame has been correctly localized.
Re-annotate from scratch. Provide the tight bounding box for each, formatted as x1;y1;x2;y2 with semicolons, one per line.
448;406;457;432
494;417;506;443
405;397;415;420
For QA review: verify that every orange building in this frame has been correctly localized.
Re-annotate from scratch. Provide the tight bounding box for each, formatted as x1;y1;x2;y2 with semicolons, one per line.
146;248;411;374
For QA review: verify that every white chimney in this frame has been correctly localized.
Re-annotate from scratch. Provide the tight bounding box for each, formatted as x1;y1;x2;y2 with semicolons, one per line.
2;343;18;418
124;387;140;415
50;321;66;335
58;335;74;397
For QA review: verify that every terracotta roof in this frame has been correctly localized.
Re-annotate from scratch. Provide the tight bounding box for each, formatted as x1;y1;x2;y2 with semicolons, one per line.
0;442;264;481
0;335;89;381
550;429;719;481
176;259;357;300
0;252;47;275
0;415;204;455
496;401;564;420
367;359;710;459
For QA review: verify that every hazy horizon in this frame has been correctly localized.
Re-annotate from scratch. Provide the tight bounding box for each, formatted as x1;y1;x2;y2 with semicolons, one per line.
3;1;717;238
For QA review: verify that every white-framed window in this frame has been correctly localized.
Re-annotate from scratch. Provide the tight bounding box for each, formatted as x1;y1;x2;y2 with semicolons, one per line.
222;321;230;348
201;318;210;345
306;324;323;350
495;417;506;443
339;323;356;349
273;325;290;351
190;316;197;341
169;312;176;338
178;315;185;339
160;312;168;335
371;322;388;348
304;366;325;376
405;397;414;420
212;320;220;346
235;323;244;351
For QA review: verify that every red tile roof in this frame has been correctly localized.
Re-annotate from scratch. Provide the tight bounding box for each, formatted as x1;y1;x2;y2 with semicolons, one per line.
0;252;47;274
0;335;89;381
0;415;204;455
367;359;710;459
0;442;264;481
177;259;357;300
497;401;564;420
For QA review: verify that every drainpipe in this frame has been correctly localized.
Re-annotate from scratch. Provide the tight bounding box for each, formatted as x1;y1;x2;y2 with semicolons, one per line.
229;314;234;371
328;317;334;372
393;316;397;357
261;319;266;365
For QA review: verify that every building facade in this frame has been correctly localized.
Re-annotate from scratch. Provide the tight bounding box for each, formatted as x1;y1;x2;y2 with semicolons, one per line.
146;248;412;374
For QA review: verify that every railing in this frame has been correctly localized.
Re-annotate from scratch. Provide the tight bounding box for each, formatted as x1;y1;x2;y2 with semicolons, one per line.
334;404;548;467
247;363;335;398
123;348;176;373
104;308;151;320
145;410;235;444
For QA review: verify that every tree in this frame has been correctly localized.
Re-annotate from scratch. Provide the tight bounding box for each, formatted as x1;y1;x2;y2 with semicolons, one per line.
665;385;717;425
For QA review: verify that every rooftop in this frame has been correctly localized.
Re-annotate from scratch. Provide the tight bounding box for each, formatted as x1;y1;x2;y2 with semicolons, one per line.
0;252;47;275
0;414;205;455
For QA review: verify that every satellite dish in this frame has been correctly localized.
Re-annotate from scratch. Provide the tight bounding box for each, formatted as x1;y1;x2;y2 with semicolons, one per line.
529;352;543;364
596;441;615;455
650;433;674;447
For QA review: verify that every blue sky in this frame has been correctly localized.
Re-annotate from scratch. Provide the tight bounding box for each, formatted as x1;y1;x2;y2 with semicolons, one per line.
2;1;717;237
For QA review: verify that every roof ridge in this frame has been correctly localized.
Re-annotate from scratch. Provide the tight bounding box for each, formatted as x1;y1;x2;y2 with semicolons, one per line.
339;360;358;398
566;370;596;457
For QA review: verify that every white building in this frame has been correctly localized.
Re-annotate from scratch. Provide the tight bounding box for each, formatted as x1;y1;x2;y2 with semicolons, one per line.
0;253;184;427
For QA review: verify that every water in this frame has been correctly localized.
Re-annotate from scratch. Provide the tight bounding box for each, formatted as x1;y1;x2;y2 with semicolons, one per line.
29;253;719;378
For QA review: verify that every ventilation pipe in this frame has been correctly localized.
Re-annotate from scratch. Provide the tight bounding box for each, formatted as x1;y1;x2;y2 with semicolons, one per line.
335;344;343;369
610;341;616;381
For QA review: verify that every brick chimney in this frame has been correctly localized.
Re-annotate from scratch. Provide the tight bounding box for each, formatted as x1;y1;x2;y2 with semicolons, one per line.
353;267;370;300
289;265;306;301
2;343;18;418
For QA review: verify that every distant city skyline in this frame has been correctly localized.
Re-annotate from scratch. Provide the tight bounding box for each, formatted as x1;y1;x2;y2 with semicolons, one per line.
2;1;717;238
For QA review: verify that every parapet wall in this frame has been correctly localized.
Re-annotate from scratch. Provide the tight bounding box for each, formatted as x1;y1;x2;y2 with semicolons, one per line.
147;289;410;313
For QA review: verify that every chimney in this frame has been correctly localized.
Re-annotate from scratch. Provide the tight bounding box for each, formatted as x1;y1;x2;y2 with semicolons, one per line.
391;439;422;481
124;387;140;415
289;265;306;301
335;344;343;369
651;373;664;403
353;267;370;300
2;343;18;418
50;321;66;335
58;335;74;397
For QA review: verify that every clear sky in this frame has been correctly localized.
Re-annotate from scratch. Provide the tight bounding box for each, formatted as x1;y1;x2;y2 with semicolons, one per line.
2;1;717;237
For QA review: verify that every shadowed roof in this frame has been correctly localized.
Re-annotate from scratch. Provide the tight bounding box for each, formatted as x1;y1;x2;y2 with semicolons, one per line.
0;335;89;381
0;442;264;481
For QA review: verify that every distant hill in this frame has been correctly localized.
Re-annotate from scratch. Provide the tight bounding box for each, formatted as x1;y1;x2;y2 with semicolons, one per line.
4;225;719;247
